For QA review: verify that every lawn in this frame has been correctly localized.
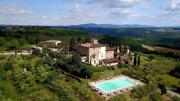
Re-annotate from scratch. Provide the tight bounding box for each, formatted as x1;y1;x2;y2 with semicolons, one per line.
154;75;180;88
138;53;180;88
91;69;122;81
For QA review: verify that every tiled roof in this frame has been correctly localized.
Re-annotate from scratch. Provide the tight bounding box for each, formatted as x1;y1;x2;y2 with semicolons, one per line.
106;47;115;51
119;55;130;61
79;43;105;48
102;58;119;64
43;40;61;43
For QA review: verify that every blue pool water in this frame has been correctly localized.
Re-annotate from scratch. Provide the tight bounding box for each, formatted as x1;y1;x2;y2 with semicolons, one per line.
95;77;135;93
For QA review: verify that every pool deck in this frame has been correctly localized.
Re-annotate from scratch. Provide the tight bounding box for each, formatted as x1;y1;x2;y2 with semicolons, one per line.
89;75;144;100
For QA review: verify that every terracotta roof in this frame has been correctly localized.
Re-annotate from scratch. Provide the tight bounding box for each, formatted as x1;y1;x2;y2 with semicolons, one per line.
91;38;98;40
119;55;130;61
102;58;119;64
106;47;115;51
79;43;105;48
42;40;61;43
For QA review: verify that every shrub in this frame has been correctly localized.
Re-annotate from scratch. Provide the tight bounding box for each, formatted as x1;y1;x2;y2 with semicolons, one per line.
110;94;127;101
3;61;14;71
149;93;162;101
172;96;180;101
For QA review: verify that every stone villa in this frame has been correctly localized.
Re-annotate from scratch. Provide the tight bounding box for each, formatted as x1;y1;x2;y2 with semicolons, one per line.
77;38;119;66
39;40;62;48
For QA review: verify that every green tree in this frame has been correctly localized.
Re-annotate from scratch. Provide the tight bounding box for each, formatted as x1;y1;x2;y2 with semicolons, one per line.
132;85;149;99
0;37;6;46
0;68;5;80
149;55;155;61
70;37;78;51
5;39;20;55
137;55;141;66
158;82;167;95
77;36;85;44
47;71;59;82
149;93;162;101
172;96;180;101
80;68;92;78
7;39;20;55
71;53;81;66
134;55;137;67
32;48;41;56
3;59;14;71
161;82;167;95
109;94;127;101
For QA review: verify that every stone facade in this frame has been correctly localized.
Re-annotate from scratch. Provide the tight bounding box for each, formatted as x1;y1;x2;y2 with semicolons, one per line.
89;47;101;66
77;42;106;66
77;39;119;67
39;40;61;48
105;48;114;59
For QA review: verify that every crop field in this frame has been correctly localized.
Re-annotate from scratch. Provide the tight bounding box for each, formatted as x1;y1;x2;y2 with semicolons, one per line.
142;44;180;56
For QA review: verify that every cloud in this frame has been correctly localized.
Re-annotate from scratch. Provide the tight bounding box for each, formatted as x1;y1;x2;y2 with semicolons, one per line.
145;0;180;26
110;8;135;17
0;5;30;16
42;16;48;20
86;0;149;8
70;3;98;19
162;0;180;18
165;0;180;11
57;3;101;24
64;0;150;8
0;5;32;25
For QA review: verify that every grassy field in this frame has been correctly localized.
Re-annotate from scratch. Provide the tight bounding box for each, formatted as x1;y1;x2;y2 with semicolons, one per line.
142;44;180;56
154;75;180;88
138;53;180;88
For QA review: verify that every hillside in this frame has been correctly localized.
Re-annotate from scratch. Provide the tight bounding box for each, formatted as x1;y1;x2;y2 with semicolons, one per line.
60;27;180;49
0;27;88;51
66;23;156;28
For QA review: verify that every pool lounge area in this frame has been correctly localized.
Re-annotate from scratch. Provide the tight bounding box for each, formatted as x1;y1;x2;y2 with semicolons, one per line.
89;75;143;99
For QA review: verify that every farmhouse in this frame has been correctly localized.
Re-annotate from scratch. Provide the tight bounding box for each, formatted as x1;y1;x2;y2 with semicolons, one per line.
39;40;61;48
77;38;119;66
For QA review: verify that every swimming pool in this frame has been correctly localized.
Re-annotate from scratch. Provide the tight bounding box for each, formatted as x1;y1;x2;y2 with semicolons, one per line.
95;77;135;93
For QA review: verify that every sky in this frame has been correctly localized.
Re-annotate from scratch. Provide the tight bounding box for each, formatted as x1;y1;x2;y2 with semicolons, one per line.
0;0;180;26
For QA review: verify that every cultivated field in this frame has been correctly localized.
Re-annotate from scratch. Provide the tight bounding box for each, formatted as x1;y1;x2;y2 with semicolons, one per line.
142;44;180;56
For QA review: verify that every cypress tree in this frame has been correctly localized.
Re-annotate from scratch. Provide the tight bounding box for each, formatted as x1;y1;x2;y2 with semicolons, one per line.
162;82;167;95
70;37;77;51
137;55;141;66
71;53;81;66
134;55;137;67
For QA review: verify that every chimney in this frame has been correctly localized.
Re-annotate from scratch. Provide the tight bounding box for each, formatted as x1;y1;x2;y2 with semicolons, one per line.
91;38;98;44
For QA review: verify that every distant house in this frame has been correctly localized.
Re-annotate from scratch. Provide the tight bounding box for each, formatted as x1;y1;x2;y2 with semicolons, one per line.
77;38;119;66
39;40;61;48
